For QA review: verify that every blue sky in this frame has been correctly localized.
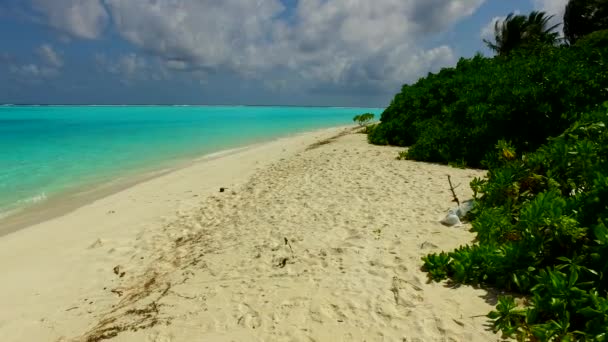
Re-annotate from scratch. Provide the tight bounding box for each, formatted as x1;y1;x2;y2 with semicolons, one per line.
0;0;567;106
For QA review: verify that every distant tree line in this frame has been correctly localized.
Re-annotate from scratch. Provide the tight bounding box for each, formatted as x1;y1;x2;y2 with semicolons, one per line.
368;0;608;166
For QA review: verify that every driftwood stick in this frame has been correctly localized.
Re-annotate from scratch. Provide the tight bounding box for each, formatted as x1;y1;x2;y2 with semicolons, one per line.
284;237;294;255
447;175;461;207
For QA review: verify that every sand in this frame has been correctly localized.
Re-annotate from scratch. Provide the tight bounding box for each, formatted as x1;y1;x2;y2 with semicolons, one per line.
0;126;500;342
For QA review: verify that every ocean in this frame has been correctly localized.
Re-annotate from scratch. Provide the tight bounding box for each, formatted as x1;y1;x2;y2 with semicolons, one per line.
0;105;383;217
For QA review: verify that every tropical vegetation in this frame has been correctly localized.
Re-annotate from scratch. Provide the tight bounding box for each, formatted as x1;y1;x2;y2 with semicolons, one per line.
369;5;608;168
564;0;608;45
423;106;608;340
368;1;608;339
483;11;560;56
352;113;375;127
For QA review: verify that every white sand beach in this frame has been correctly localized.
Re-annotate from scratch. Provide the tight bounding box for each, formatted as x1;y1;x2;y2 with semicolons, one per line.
0;127;500;341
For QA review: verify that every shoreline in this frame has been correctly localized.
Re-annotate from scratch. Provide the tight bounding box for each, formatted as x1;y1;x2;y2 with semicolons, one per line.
0;126;497;341
0;125;352;237
0;145;250;237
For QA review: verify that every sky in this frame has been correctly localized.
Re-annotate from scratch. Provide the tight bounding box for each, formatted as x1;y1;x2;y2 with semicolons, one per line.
0;0;568;107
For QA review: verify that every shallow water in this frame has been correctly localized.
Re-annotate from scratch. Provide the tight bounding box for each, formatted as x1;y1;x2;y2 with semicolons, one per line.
0;105;382;215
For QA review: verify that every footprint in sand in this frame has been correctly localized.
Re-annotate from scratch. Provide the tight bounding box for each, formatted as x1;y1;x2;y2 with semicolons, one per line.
391;276;424;309
237;304;262;329
317;303;348;322
88;238;104;249
146;331;173;342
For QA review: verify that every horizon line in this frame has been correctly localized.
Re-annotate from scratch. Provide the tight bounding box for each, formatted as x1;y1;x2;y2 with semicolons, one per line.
1;103;386;109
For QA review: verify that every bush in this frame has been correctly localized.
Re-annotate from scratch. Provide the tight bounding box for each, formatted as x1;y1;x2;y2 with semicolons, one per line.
353;113;375;127
370;45;608;167
396;150;408;160
366;123;389;145
422;105;608;340
575;29;608;48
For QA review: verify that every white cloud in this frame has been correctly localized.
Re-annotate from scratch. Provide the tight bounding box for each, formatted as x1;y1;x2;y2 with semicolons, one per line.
100;0;483;91
95;53;169;84
165;60;189;71
7;45;63;81
9;64;58;79
532;0;568;29
15;0;485;92
481;16;504;40
532;0;568;17
37;44;63;68
116;54;147;78
29;0;108;39
104;0;285;72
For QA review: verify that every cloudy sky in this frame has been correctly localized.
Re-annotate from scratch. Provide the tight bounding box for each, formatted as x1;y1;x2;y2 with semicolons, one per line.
0;0;567;106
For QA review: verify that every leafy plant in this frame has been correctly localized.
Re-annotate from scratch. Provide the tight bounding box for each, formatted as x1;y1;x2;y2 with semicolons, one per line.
575;29;608;49
488;296;527;337
422;252;451;281
366;123;388;145
421;107;608;340
369;38;608;167
353;113;375;127
484;11;561;56
396;150;408;160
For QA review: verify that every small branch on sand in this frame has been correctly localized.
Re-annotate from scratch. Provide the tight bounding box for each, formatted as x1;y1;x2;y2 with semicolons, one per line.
284;237;294;255
447;175;461;207
306;127;358;151
390;277;400;305
111;289;124;297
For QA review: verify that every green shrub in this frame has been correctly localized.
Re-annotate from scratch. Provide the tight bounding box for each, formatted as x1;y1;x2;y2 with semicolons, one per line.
423;106;608;340
575;29;608;49
371;45;608;167
396;150;408;160
366;123;389;145
353;113;375;127
361;123;376;134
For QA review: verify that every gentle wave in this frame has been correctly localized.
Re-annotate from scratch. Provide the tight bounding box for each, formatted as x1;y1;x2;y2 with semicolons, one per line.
17;193;47;205
0;193;48;220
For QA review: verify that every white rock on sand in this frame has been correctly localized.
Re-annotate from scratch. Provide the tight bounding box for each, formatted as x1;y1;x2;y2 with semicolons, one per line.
0;127;499;342
440;209;462;227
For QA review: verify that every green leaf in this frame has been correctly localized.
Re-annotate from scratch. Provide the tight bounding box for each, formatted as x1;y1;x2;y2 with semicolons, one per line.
569;269;579;287
594;224;608;245
488;311;501;319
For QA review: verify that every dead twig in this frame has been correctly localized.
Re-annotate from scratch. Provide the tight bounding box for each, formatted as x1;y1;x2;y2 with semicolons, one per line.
284;237;294;255
305;127;357;151
447;175;461;207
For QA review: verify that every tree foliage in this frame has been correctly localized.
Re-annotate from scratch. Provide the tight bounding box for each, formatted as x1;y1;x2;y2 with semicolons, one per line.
369;44;608;167
353;113;375;126
564;0;608;45
575;28;608;49
484;11;560;56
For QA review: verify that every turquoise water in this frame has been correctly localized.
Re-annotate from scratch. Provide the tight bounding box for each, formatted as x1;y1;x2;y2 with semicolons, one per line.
0;106;382;216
